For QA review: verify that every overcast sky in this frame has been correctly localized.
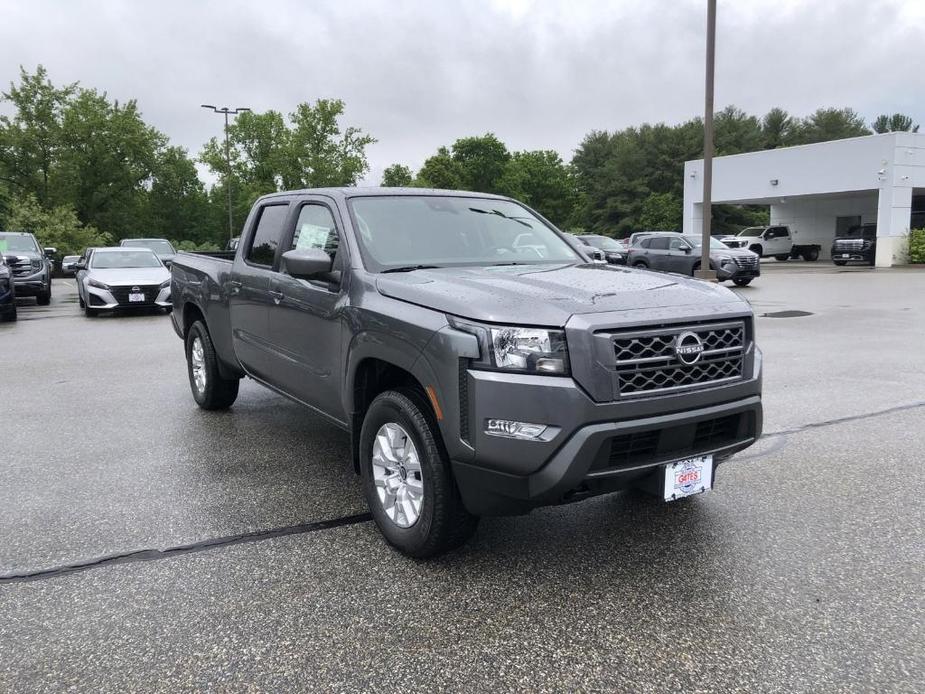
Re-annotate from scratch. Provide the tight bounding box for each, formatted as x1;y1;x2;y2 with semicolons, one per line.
2;0;923;185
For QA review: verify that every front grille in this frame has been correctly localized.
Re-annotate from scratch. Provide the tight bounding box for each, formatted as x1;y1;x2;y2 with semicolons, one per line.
609;321;746;396
834;239;867;250
732;256;758;269
109;285;160;305
596;412;747;471
3;257;34;277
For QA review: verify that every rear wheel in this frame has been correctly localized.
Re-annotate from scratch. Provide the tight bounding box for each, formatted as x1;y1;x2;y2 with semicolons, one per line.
774;254;790;261
360;389;478;558
185;320;240;410
801;248;820;261
632;260;648;269
732;277;753;286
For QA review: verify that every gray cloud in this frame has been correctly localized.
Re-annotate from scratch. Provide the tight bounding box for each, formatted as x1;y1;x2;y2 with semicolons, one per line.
2;0;922;185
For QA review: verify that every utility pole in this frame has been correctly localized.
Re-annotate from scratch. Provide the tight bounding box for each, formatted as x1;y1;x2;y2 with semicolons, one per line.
696;0;718;281
201;105;251;240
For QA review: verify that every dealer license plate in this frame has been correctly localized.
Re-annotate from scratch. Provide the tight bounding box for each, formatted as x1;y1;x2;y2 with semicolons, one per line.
663;455;713;501
129;292;145;302
841;253;850;258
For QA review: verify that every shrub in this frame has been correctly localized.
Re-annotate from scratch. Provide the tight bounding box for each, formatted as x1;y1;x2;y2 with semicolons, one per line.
909;229;925;264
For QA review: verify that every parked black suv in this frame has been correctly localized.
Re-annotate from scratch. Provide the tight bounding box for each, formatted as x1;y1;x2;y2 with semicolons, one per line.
0;254;16;321
0;231;52;305
832;223;876;266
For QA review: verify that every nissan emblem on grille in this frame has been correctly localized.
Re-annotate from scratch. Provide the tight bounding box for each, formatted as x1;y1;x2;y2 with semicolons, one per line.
673;331;704;365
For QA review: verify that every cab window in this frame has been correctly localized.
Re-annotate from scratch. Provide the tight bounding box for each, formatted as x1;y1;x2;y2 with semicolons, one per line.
290;204;339;262
246;203;289;267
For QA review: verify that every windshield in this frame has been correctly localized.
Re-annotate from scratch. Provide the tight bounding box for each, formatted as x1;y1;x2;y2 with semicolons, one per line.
684;236;730;250
0;233;40;253
739;227;764;237
347;196;579;271
122;239;175;255
90;250;163;269
583;236;623;251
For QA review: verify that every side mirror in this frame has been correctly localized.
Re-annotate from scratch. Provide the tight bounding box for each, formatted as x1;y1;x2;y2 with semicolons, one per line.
281;248;333;279
75;261;86;271
44;247;57;258
682;246;692;253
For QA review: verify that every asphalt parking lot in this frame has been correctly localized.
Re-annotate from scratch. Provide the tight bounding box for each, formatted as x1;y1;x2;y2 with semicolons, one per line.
1;265;923;692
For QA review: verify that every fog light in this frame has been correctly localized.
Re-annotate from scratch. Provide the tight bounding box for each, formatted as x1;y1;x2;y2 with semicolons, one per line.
485;419;548;440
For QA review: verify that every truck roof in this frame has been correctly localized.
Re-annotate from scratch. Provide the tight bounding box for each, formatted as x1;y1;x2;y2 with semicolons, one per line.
258;187;514;202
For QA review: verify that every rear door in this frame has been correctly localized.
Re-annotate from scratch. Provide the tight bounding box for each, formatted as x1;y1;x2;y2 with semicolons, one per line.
228;200;290;380
264;198;348;423
666;236;693;273
646;236;671;270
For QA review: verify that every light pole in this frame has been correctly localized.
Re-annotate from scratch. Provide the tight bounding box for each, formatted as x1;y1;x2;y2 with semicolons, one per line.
201;105;251;240
696;0;717;281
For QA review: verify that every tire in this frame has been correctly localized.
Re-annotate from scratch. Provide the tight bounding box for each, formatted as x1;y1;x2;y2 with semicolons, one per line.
0;307;15;322
774;254;790;261
748;244;763;257
185;320;240;410
360;389;478;558
84;305;97;317
691;261;701;276
732;277;752;286
833;260;847;267
36;287;51;306
632;261;648;269
78;295;85;308
801;248;819;262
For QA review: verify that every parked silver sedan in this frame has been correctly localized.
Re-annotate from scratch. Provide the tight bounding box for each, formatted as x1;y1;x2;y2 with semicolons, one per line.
75;247;171;317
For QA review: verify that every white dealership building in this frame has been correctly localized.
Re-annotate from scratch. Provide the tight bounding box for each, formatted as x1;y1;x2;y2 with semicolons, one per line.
683;132;925;266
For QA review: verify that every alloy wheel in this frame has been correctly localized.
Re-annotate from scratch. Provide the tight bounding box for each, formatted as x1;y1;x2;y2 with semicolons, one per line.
371;422;424;528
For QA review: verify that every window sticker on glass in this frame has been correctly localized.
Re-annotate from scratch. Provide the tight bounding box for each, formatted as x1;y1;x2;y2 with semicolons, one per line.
295;224;331;251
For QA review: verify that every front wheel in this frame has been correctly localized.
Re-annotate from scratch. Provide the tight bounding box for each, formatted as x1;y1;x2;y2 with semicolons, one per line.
0;307;15;322
185;320;240;410
732;277;753;286
748;244;763;257
774;254;790;261
36;287;51;306
360;389;478;558
833;260;848;267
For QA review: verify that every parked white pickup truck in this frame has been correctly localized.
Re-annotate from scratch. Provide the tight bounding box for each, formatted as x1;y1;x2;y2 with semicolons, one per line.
718;225;820;262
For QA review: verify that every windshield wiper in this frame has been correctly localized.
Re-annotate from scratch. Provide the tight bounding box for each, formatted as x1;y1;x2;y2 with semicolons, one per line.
381;264;441;274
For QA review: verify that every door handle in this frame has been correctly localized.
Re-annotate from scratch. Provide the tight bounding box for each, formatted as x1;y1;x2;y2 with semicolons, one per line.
269;289;283;304
228;280;242;295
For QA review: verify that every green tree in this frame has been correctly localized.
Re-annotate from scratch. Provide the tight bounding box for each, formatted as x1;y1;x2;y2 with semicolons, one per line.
637;192;682;231
713;106;763;155
415;147;463;189
450;133;510;193
793;108;871;144
497;150;576;226
143;146;212;244
871;113;919;133
761;108;796;149
381;163;413;187
0;66;75;206
5;193;110;255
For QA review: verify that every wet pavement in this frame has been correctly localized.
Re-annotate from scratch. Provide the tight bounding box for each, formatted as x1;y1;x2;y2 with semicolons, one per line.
1;270;923;692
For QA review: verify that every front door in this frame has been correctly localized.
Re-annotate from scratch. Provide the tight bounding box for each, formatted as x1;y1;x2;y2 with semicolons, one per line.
666;236;693;273
265;199;348;424
228;201;290;381
646;236;672;271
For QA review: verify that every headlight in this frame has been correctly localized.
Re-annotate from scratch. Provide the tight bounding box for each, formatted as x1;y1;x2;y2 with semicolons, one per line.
450;317;570;375
88;278;111;290
718;255;734;264
159;279;171;289
31;259;42;271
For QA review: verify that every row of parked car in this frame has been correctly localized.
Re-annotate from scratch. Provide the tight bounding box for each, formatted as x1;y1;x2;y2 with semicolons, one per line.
0;233;177;321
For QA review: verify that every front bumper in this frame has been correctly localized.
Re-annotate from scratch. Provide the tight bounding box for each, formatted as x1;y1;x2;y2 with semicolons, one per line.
716;261;760;281
86;284;171;310
12;270;50;296
451;348;763;515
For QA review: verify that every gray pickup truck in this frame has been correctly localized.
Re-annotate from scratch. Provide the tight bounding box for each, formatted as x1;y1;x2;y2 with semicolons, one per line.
171;188;763;557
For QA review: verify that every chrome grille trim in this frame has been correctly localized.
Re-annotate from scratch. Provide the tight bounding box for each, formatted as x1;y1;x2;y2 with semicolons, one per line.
606;320;747;396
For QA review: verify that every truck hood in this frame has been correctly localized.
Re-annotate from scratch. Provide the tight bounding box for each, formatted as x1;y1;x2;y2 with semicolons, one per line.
376;263;743;326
